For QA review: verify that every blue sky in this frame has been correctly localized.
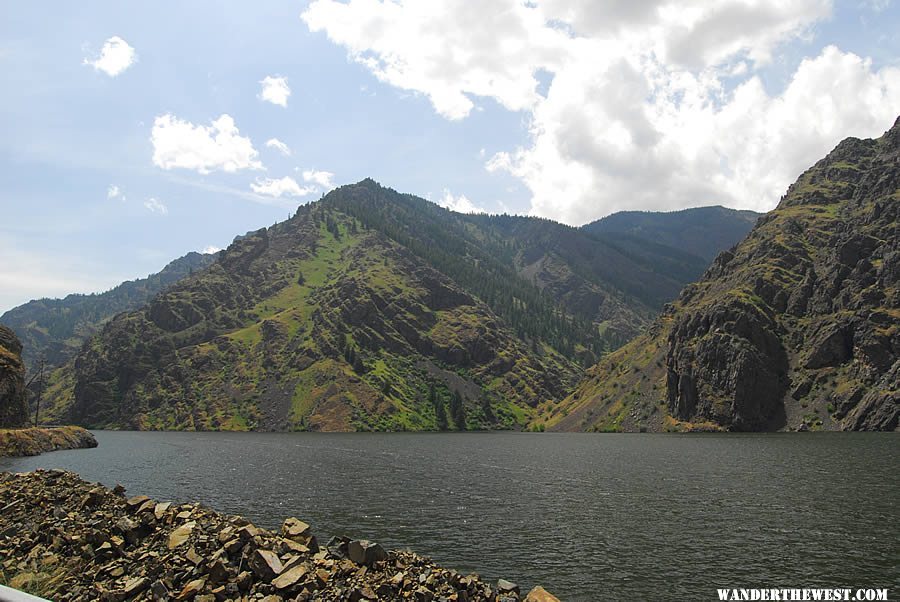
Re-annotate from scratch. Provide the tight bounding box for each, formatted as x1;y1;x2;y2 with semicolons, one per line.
1;0;898;312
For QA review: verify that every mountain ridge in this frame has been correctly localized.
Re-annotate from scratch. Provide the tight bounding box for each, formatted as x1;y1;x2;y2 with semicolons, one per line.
542;117;900;432
30;180;770;432
0;252;216;371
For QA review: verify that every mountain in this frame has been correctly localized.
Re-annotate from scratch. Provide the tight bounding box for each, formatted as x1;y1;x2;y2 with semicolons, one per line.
45;187;582;431
0;252;216;371
0;325;27;428
583;206;761;262
37;180;769;432
543;117;900;432
323;184;712;350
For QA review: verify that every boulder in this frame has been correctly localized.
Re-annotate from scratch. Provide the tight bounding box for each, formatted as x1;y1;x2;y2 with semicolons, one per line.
167;521;195;550
348;540;388;566
249;549;284;580
272;564;309;590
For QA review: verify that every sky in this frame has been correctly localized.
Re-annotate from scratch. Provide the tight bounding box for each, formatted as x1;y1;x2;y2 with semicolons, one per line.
1;0;899;313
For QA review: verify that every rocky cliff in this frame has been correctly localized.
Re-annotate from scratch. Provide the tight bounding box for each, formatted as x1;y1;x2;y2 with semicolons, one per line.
542;117;900;432
0;326;27;428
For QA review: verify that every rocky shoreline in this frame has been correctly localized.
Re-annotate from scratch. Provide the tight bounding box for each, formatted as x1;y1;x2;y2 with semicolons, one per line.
0;426;98;457
0;470;560;601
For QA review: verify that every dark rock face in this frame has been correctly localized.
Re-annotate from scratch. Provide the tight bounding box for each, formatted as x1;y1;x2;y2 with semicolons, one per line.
551;116;900;432
666;297;789;430
0;325;28;428
662;117;900;431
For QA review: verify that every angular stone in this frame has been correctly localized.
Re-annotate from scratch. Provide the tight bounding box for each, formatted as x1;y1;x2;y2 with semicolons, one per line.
126;495;150;509
150;579;168;601
223;538;243;554
122;577;149;598
235;571;252;592
206;559;229;584
177;578;206;601
347;540;387;566
349;586;377;601
237;525;259;542
497;579;520;594
185;547;203;565
525;586;562;602
282;517;311;540
249;548;284;580
272;564;308;590
154;502;172;520
168;521;196;550
414;588;434;602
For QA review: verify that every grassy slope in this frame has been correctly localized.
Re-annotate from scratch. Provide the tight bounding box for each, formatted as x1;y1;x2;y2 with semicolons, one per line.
48;209;577;432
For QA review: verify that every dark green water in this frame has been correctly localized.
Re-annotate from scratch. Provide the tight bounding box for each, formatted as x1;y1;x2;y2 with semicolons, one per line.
1;432;897;600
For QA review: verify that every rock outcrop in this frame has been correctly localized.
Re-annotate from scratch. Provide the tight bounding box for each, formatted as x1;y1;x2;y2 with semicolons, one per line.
544;116;900;432
0;426;97;457
0;325;27;428
0;470;559;601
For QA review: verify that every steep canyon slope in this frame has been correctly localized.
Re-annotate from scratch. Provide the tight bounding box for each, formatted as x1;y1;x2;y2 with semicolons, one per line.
544;118;900;432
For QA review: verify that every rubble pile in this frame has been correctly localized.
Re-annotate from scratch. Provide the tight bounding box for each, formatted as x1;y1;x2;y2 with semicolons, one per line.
0;470;559;601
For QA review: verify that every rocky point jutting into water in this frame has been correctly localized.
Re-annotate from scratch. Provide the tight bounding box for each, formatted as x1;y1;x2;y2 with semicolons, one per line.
542;116;900;433
0;470;558;602
0;426;97;457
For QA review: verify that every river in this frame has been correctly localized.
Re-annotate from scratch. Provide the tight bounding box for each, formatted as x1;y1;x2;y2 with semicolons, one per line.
2;431;897;600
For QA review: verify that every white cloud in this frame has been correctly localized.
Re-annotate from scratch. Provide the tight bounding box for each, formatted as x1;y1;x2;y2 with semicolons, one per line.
301;169;334;189
304;0;900;224
259;75;291;107
107;185;121;200
201;245;223;254
438;189;486;214
302;0;569;120
83;36;136;77
144;198;168;215
151;114;263;174
250;176;314;198
265;138;292;156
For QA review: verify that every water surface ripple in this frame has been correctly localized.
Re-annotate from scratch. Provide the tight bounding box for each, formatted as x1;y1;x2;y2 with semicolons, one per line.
2;432;897;600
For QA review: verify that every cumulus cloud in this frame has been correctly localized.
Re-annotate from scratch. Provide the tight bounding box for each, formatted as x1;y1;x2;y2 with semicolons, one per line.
144;198;168;215
265;138;292;156
303;0;569;120
304;0;900;224
202;245;223;254
250;176;314;198
151;114;262;174
259;76;291;107
301;169;335;189
438;189;486;214
107;185;121;200
84;36;136;77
